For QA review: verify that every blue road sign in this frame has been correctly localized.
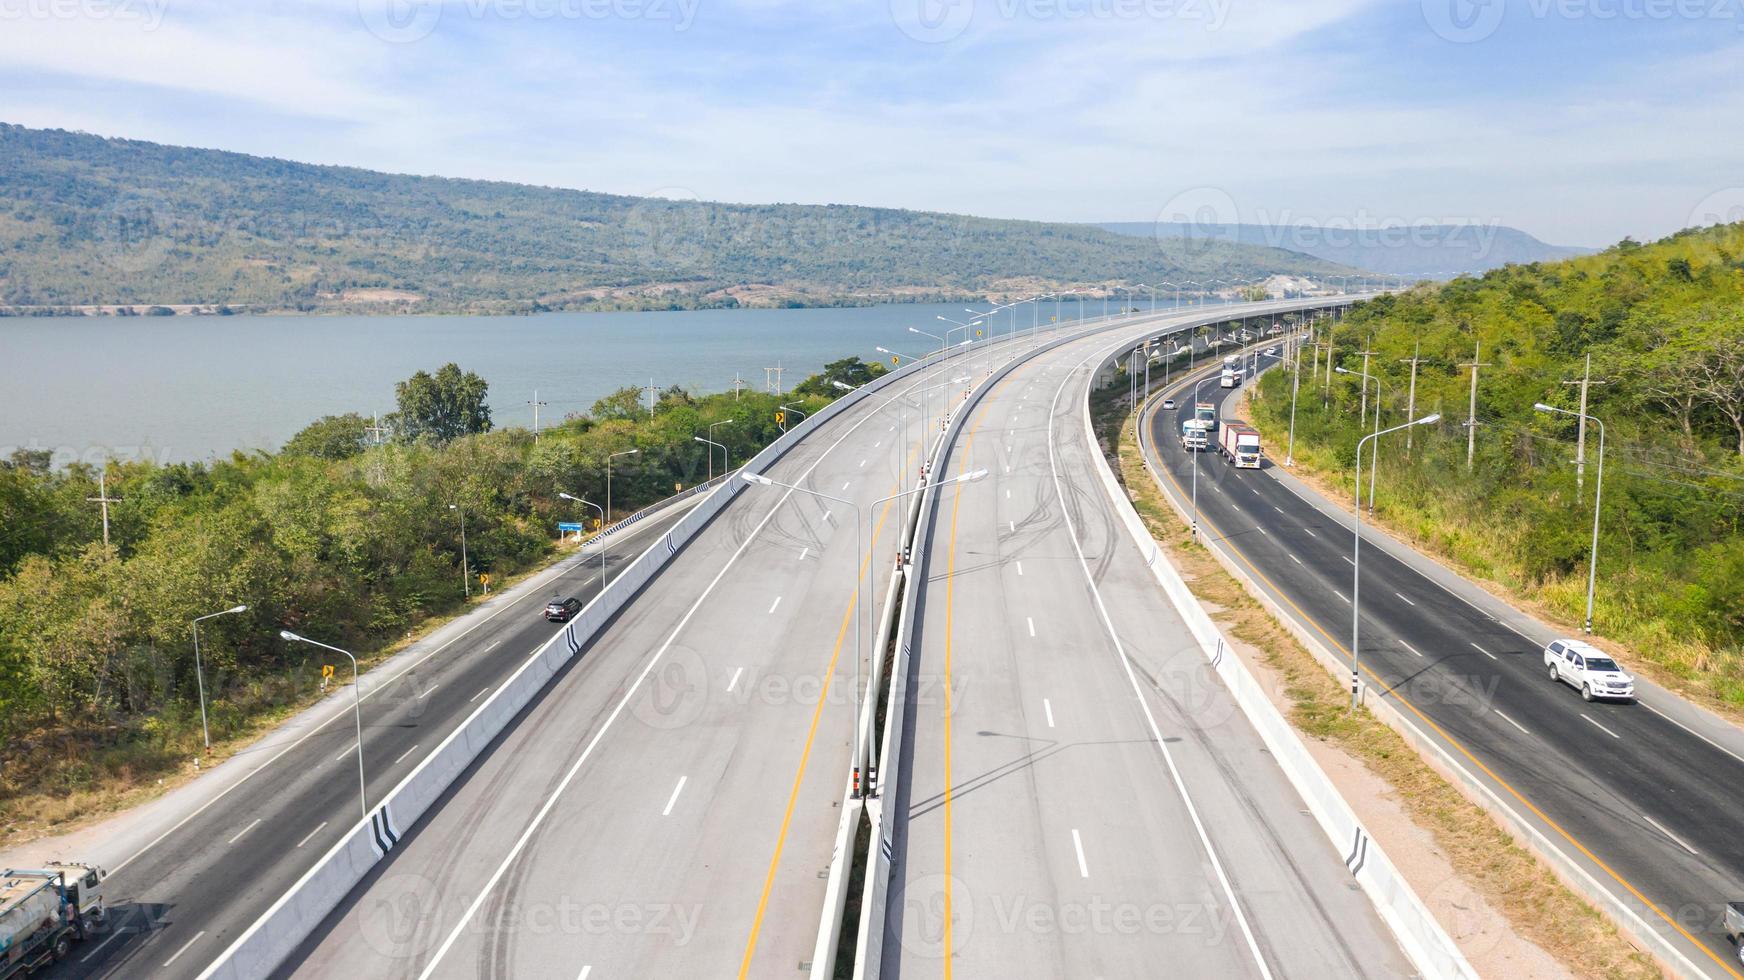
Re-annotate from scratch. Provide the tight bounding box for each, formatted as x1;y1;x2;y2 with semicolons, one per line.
557;522;584;533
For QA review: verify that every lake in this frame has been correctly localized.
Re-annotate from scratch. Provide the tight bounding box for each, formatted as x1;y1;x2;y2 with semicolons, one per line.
1;296;1193;466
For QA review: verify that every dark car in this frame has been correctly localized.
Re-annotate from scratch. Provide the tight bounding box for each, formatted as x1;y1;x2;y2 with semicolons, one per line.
544;596;581;622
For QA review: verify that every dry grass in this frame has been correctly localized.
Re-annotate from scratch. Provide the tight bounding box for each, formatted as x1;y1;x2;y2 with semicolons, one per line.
1091;386;1662;980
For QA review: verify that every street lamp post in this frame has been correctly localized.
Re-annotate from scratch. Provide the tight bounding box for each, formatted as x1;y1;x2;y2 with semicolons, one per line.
607;448;639;521
1190;375;1214;537
449;504;469;598
1349;414;1441;710
779;403;809;435
707;419;736;481
1536;404;1607;634
1336;366;1385;513
191;604;248;751
280;629;368;820
558;492;608;590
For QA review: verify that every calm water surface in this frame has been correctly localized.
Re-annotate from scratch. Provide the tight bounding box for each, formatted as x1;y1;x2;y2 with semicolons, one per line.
1;298;1144;465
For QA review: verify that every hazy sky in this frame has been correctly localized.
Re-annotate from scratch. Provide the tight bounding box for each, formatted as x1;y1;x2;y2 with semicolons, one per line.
2;0;1739;247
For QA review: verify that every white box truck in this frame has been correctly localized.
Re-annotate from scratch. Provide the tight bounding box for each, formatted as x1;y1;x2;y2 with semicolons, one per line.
1218;423;1262;468
1180;418;1209;451
1;865;105;977
1220;368;1237;389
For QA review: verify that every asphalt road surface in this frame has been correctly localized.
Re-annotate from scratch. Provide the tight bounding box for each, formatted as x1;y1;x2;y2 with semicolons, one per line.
1145;350;1744;978
281;344;1007;979
882;319;1414;978
41;497;700;980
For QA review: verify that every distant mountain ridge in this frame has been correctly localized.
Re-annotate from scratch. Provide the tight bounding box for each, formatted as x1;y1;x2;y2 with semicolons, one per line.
1097;221;1593;278
0;124;1355;315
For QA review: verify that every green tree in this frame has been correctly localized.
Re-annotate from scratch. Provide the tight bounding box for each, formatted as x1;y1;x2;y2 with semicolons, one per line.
793;356;887;398
390;364;491;443
283;413;371;459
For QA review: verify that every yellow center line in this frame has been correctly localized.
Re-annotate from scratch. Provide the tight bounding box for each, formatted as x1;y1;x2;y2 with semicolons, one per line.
941;357;1042;977
737;440;920;979
1142;376;1744;980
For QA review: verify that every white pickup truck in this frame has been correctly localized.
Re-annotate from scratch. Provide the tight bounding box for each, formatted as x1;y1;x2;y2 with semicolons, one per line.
1725;902;1744;966
1543;638;1636;702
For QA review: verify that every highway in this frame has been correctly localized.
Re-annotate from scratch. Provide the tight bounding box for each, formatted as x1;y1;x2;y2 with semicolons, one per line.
23;496;702;980
281;342;995;978
1142;349;1744;977
882;313;1414;977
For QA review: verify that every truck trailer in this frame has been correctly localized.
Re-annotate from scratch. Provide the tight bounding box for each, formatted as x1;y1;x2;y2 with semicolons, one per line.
1217;423;1263;468
1;865;105;978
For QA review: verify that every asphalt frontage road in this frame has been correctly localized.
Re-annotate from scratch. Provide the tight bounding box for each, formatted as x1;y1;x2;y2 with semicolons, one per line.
1145;351;1744;978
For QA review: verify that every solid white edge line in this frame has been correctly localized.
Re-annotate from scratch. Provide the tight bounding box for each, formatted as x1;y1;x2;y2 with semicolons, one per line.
662;776;688;816
410;352;939;980
295;821;329;849
1045;343;1275;980
1637;700;1744;768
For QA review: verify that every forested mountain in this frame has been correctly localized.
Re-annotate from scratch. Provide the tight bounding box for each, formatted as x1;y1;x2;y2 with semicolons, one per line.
1249;222;1744;704
0;124;1352;315
1099;221;1591;277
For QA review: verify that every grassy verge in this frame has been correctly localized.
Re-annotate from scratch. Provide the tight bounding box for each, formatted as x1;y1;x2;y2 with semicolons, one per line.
1091;382;1661;979
0;536;578;850
1243;375;1744;717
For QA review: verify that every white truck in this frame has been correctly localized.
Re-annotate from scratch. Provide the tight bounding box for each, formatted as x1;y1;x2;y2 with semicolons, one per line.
1220;368;1237;389
1223;354;1238;368
1;864;105;977
1218;423;1262;468
1180;418;1210;451
1725;902;1744;966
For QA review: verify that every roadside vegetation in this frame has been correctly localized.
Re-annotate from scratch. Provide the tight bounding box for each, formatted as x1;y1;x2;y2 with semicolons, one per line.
1249;222;1744;709
0;353;883;842
1091;384;1660;978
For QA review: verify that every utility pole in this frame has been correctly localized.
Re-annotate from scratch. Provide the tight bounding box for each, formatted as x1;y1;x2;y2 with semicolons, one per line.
528;390;548;440
1561;352;1609;497
644;378;659;417
365;413;390;446
733;372;745;400
1461;342;1491;471
1355;345;1378;426
764;364;784;395
1400;342;1423;452
87;470;121;551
